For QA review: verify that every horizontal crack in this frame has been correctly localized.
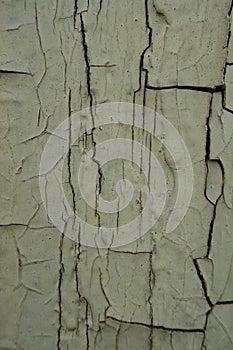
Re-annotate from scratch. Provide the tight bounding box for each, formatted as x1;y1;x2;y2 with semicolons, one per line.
101;316;204;333
146;84;224;94
90;64;117;68
0;69;32;75
216;300;233;305
109;250;150;255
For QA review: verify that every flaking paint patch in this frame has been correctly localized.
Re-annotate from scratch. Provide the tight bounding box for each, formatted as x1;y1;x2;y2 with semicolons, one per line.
0;0;233;349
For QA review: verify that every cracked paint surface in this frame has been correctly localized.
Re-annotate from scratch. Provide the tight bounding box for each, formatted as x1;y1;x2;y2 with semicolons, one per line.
0;0;233;349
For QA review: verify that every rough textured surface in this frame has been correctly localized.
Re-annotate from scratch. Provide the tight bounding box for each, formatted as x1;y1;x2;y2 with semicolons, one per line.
0;0;233;349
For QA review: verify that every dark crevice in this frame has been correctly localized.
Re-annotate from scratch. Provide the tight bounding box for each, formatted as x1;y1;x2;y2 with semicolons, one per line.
101;316;205;333
0;223;28;227
99;268;111;320
85;298;90;349
216;300;233;305
67;89;76;214
146;84;224;94
73;0;89;26
0;69;32;75
59;33;68;94
74;241;81;298
148;251;154;350
37;108;41;127
35;3;47;77
35;3;47;127
80;13;94;124
115;323;121;350
13;236;23;282
109;250;150;255
170;333;175;350
222;6;233;113
92;140;104;227
199;8;231;316
221;83;233;114
96;0;103;27
94;152;104;197
74;0;78;29
90;64;117;68
216;159;225;197
228;0;233;17
204;161;218;206
74;238;89;348
57;232;64;350
205;195;220;258
200;309;211;349
222;104;233;114
16;246;22;269
132;0;152;161
193;259;213;308
80;12;104;227
204;95;223;258
134;0;152;97
116;199;120;236
205;95;212;162
204;96;215;255
52;0;58;31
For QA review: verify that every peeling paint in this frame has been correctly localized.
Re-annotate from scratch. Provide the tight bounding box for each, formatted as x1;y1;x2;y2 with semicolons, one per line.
0;0;233;349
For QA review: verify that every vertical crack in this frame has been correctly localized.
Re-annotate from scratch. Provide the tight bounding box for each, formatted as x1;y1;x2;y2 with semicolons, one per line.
57;89;76;349
80;13;94;124
34;3;47;127
221;2;233;113
193;259;213;308
99;267;111;319
196;94;223;311
229;0;233;17
132;0;152;160
96;0;103;27
199;6;232;317
204;95;223;258
74;225;81;298
170;332;175;350
57;230;64;350
74;243;79;294
85;297;90;349
205;95;212;165
204;95;215;257
68;89;76;214
37;108;41;127
74;0;78;29
52;0;58;31
59;33;68;94
200;309;211;349
80;12;104;227
205;195;221;258
13;235;23;283
74;229;90;349
148;251;154;349
115;323;122;350
35;4;47;75
133;0;152;98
